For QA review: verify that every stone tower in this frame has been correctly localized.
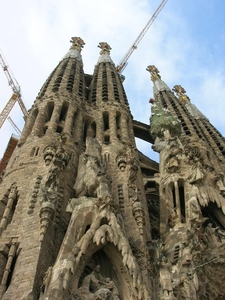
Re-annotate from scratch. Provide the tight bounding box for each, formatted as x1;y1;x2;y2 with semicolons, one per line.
0;39;225;300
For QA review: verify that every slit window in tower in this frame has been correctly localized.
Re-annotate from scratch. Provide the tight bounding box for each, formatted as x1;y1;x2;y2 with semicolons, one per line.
179;181;186;223
116;112;121;140
30;146;39;157
72;111;77;137
172;186;176;209
103;112;109;131
83;120;88;143
91;121;96;138
59;102;69;122
45;102;54;123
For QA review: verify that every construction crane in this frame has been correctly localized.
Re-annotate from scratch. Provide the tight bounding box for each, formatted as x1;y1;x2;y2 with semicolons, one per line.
0;50;28;129
7;117;21;136
117;0;168;73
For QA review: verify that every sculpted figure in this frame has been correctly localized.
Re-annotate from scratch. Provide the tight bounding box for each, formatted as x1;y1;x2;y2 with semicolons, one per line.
158;256;174;298
168;209;179;228
176;272;198;300
204;223;220;248
74;138;112;205
77;265;118;300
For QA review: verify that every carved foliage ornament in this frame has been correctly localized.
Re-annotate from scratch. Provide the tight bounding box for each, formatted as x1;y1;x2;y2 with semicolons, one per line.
70;36;85;52
98;42;112;55
172;85;190;103
146;65;161;82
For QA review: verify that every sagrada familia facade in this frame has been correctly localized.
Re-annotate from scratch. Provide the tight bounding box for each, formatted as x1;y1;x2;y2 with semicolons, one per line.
0;37;225;299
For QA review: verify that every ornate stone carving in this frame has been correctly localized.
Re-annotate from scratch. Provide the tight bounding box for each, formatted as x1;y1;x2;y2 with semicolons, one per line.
149;100;181;141
172;85;190;103
74;138;112;208
27;175;42;214
98;42;112;55
0;183;18;234
74;265;120;300
146;65;161;82
158;256;175;299
116;155;127;171
43;146;56;166
70;37;85;52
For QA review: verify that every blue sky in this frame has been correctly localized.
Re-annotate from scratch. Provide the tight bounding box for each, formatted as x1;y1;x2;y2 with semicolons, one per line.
0;0;225;161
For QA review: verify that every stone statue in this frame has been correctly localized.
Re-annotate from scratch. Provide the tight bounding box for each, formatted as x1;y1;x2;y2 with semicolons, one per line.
204;223;220;248
74;138;112;206
76;265;119;300
158;256;174;298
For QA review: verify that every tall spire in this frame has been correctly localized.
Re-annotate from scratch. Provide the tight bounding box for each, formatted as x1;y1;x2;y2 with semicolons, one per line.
97;42;114;64
63;36;85;61
146;65;170;96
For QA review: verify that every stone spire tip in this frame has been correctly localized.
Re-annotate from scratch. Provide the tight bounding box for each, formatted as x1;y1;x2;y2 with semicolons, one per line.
97;42;113;64
70;37;85;52
63;37;85;61
146;65;170;95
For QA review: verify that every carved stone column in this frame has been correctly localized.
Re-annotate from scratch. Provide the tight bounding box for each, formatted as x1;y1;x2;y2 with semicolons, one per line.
63;106;77;136
73;112;83;144
120;115;129;143
32;106;48;136
96;115;104;143
0;239;17;297
0;185;17;234
46;103;63;134
19;112;37;145
109;112;117;141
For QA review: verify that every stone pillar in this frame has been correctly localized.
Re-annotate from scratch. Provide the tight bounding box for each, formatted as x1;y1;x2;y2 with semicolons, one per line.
63;107;77;136
19;112;37;145
46;103;62;134
121;115;129;143
0;240;17;298
96;115;104;143
109;112;117;141
32;106;48;136
73;112;83;144
0;186;17;234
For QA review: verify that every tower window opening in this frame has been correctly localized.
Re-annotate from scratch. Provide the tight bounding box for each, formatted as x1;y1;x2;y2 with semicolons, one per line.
116;112;121;140
59;102;68;122
179;181;186;223
103;112;109;131
56;126;63;133
43;126;48;135
91;122;96;138
30;147;39;157
83;121;88;143
172;186;176;209
104;135;110;144
46;102;54;123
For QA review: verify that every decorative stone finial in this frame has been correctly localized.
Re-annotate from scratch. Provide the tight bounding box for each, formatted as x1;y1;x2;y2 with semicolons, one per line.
173;85;190;103
98;42;112;55
70;37;85;52
146;65;161;82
